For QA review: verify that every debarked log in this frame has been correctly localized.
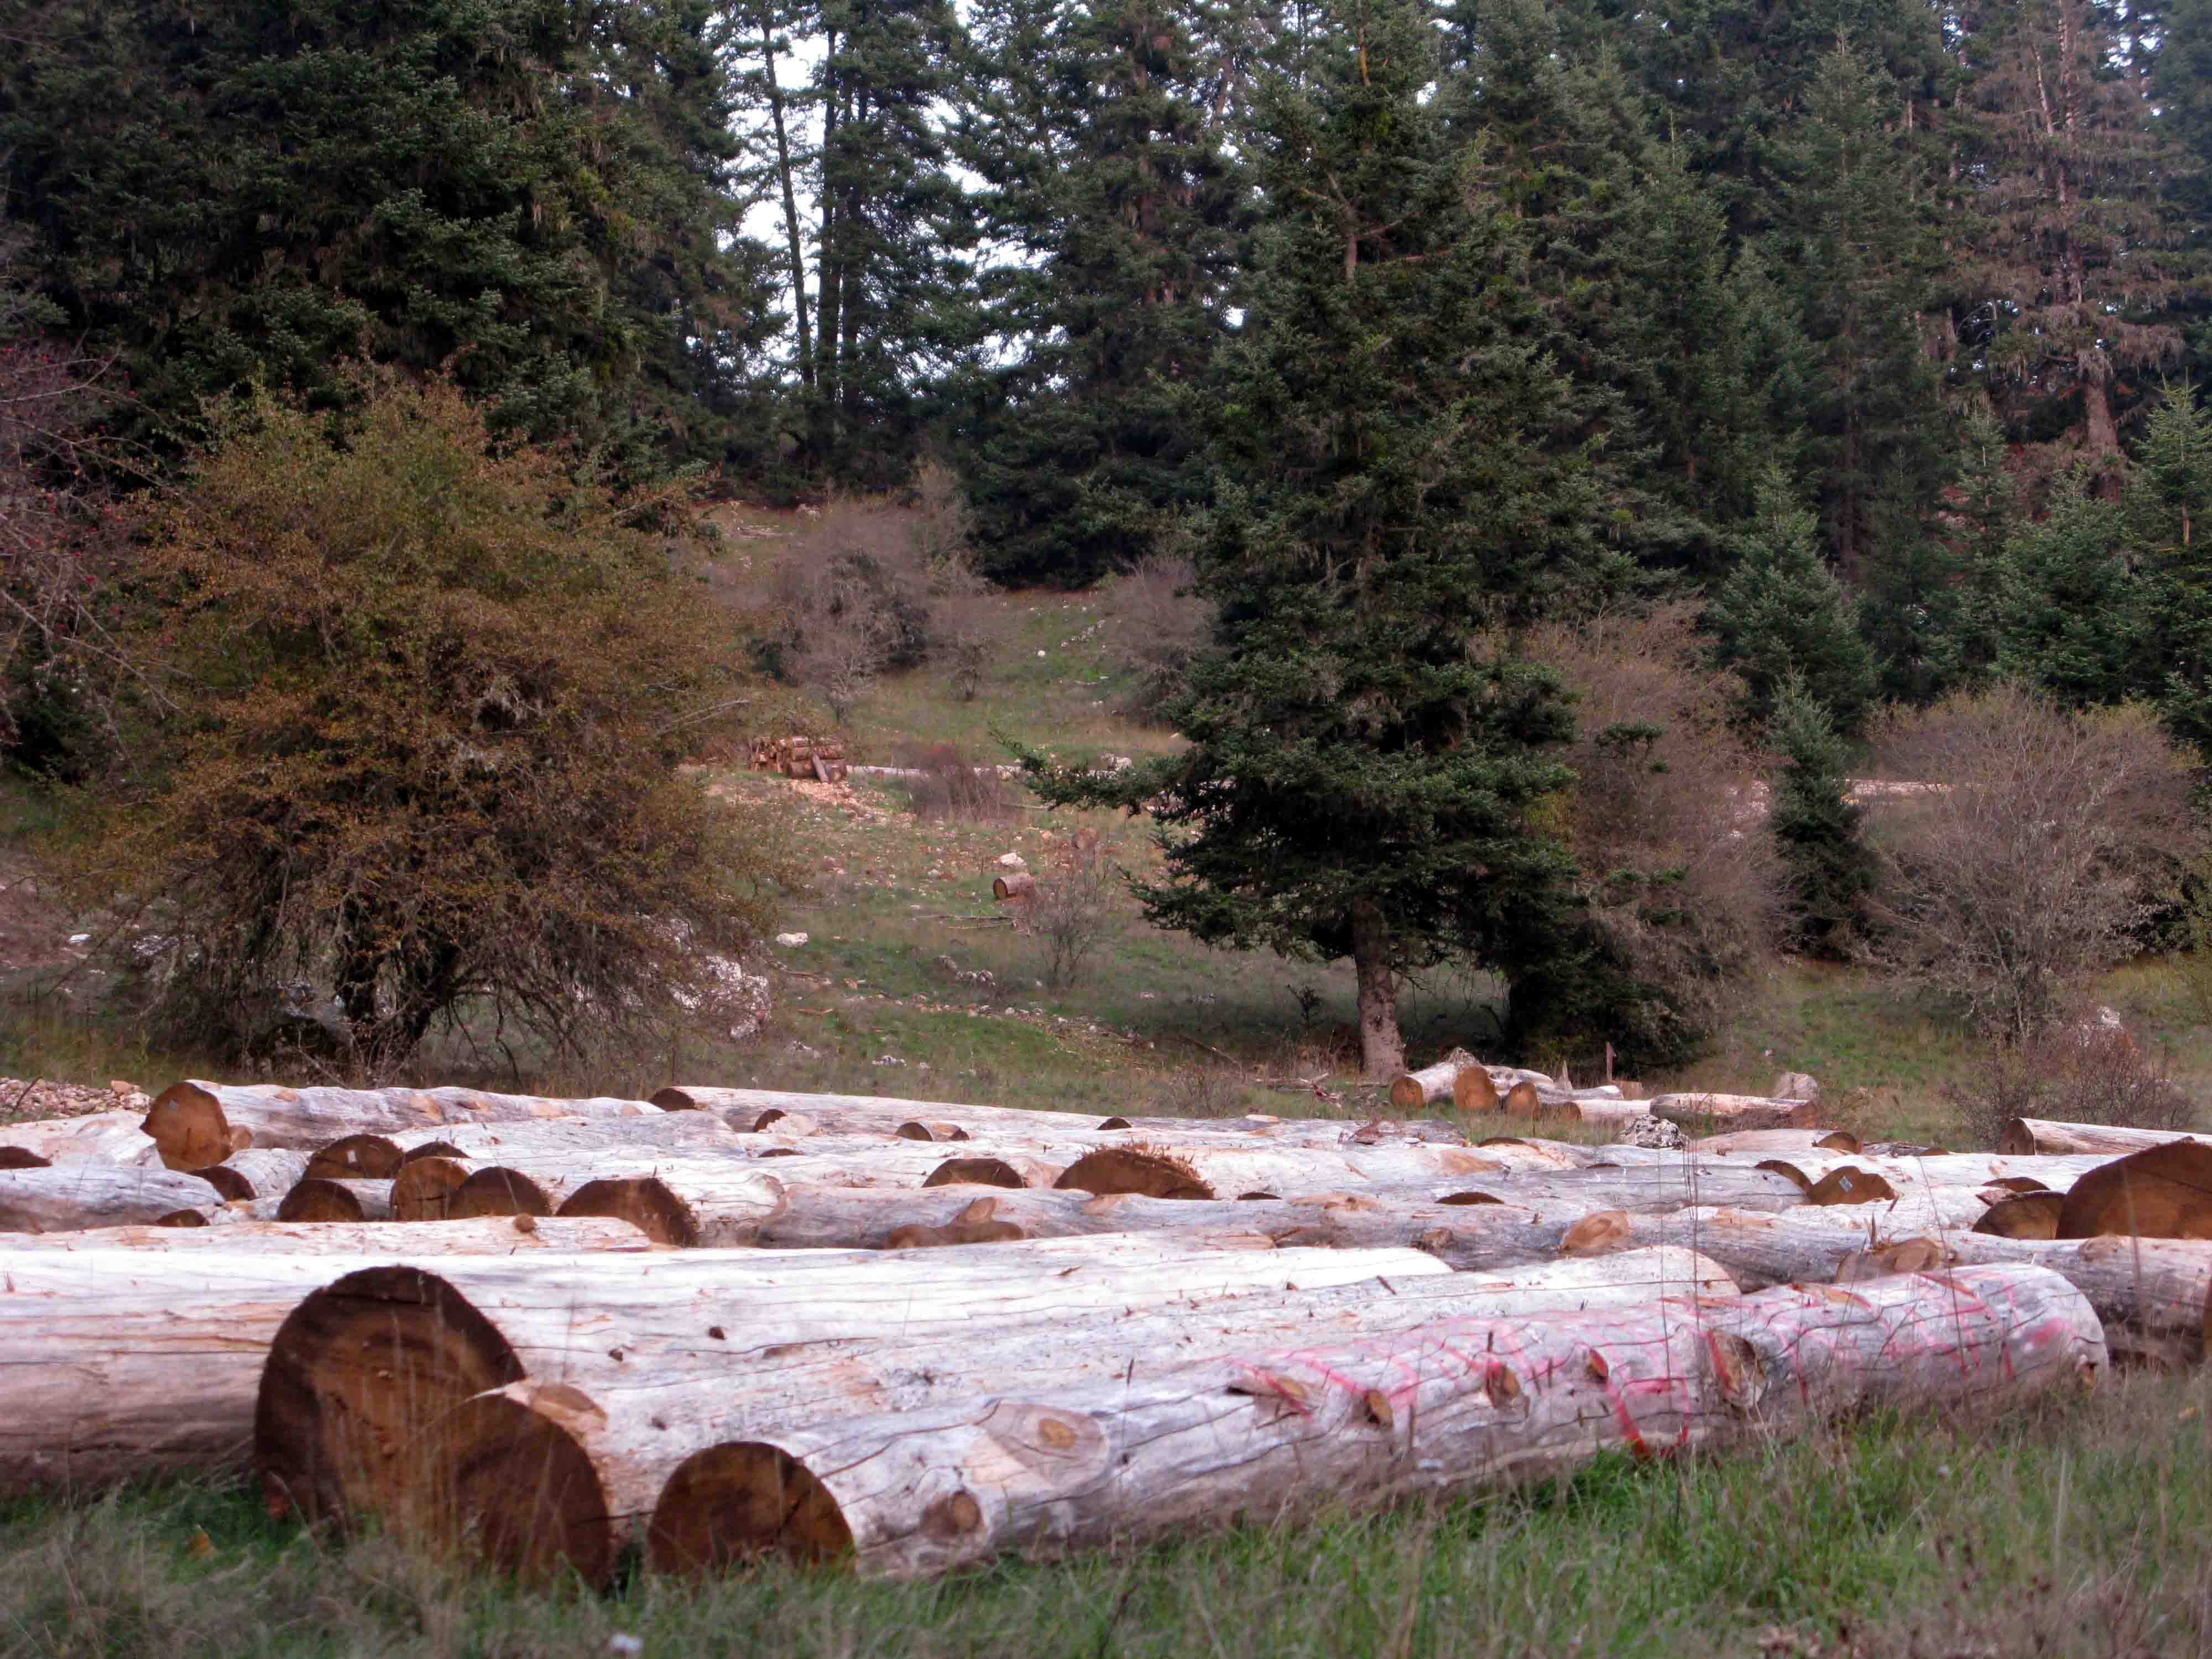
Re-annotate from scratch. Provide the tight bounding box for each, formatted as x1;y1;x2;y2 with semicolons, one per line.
0;1215;656;1255
142;1081;665;1170
0;1163;226;1232
252;1236;1454;1572
439;1249;1738;1579
645;1264;2103;1580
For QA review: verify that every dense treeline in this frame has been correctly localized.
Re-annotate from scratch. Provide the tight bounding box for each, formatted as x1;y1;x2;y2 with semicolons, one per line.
8;0;2212;1074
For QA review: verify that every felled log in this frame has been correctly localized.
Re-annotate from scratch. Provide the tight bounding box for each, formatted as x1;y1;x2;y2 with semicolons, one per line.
647;1265;2101;1580
1387;1053;1483;1112
0;1148;49;1170
1586;1204;2212;1366
252;1236;1451;1572
143;1081;665;1169
1691;1129;1861;1156
1647;1093;1818;1132
391;1156;472;1220
1054;1142;1513;1201
1336;1165;1807;1216
723;1182;1575;1261
2055;1142;2212;1239
453;1248;1736;1580
276;1178;393;1223
1095;1114;1470;1147
0;1109;163;1166
1974;1192;2065;1238
389;1114;748;1161
1999;1119;2212;1157
555;1166;787;1246
992;872;1035;902
304;1135;405;1180
0;1164;226;1232
0;1215;654;1255
196;1150;312;1202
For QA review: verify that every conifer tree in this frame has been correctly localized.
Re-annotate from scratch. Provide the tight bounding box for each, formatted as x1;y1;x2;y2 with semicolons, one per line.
2125;390;2212;753
1995;471;2150;709
1024;0;1618;1076
1707;470;1877;732
1769;672;1875;957
956;0;1247;584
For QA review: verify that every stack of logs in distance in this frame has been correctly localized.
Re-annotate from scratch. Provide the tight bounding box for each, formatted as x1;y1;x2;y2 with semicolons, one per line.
16;1062;2212;1584
748;735;848;782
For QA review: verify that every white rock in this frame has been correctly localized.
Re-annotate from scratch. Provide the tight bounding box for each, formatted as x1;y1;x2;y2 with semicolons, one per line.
997;852;1028;870
774;931;810;947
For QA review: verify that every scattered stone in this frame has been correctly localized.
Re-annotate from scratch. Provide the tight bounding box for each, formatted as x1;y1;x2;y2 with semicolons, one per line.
872;1054;906;1067
1615;1114;1687;1151
1771;1071;1820;1104
996;852;1028;870
0;1077;150;1124
774;931;810;947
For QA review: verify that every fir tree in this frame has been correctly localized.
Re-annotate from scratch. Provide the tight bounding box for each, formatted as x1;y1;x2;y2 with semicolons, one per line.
1024;0;1618;1076
955;0;1247;584
2125;389;2212;753
1707;470;1877;732
1995;470;2150;709
1769;672;1875;957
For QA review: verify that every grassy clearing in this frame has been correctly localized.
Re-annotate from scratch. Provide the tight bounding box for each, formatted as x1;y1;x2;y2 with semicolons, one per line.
6;1366;2209;1659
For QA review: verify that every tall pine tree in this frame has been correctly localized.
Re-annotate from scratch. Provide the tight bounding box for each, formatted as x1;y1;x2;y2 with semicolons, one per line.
1707;469;1877;732
1026;0;1619;1075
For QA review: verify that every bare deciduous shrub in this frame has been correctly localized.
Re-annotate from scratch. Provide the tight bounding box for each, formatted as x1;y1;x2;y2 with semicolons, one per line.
1034;842;1116;989
1869;687;2197;1037
1520;604;1783;1060
1943;1019;2196;1148
1104;552;1212;723
897;742;1016;823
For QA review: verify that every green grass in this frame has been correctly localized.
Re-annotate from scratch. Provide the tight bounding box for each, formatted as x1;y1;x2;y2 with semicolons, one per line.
7;1368;2211;1658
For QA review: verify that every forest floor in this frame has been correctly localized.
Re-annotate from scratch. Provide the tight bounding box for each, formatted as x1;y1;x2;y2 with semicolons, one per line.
4;502;2212;1654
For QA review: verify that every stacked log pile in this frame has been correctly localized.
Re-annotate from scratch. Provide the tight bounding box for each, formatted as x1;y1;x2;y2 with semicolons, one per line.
3;1073;2203;1588
747;735;849;781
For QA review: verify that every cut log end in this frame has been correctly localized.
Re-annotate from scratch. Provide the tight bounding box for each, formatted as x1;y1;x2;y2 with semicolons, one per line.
648;1442;855;1575
0;1147;51;1170
1386;1077;1426;1113
142;1081;233;1171
194;1164;254;1201
276;1178;377;1223
2058;1142;2212;1240
556;1176;698;1248
390;1157;471;1222
1974;1192;2065;1240
652;1088;704;1112
923;1157;1030;1190
1053;1149;1213;1201
306;1135;404;1181
896;1121;973;1143
1453;1068;1501;1114
448;1168;556;1222
257;1266;541;1557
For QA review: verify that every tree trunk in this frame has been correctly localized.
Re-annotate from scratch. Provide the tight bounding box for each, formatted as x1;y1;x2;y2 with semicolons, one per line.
459;1248;1736;1582
200;1150;313;1201
0;1215;654;1256
1348;899;1405;1080
648;1266;2100;1580
253;1236;1452;1571
0;1165;226;1232
1387;1053;1480;1111
1598;1204;2212;1366
1999;1119;2212;1157
757;0;813;387
1647;1093;1820;1132
142;1081;664;1169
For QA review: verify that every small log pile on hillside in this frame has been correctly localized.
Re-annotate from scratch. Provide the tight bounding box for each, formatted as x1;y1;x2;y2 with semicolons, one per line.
747;734;849;781
8;1069;2207;1585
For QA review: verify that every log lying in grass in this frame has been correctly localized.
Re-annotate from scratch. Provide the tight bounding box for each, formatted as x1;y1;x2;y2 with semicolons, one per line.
448;1248;1737;1580
1999;1119;2212;1157
0;1230;646;1491
645;1264;2102;1580
1589;1205;2212;1365
1647;1093;1819;1132
1388;1054;1484;1112
0;1110;163;1166
0;1164;226;1232
275;1178;394;1223
142;1081;664;1170
253;1236;1453;1569
0;1215;655;1255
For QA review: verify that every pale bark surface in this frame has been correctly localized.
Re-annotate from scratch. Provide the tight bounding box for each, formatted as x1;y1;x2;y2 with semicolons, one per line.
1054;1142;1521;1201
143;1081;664;1168
462;1248;1737;1578
1648;1093;1819;1131
210;1150;314;1200
0;1110;162;1166
2000;1119;2212;1157
0;1164;226;1232
1691;1130;1861;1156
253;1236;1452;1568
647;1265;2100;1580
0;1215;654;1255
